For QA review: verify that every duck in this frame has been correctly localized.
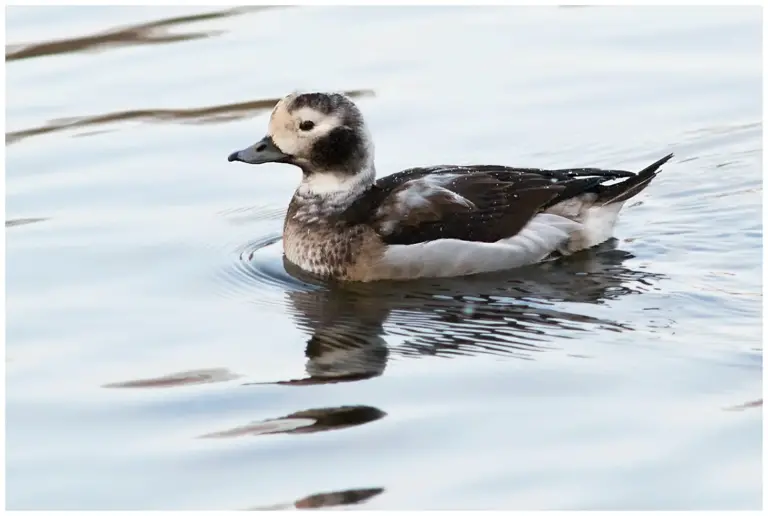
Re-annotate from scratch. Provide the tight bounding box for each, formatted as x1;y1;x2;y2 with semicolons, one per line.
227;91;673;282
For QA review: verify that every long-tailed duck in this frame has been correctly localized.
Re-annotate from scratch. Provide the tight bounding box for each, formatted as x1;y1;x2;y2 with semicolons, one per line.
228;92;672;282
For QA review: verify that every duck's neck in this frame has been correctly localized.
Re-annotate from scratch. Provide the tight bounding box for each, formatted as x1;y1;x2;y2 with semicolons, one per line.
291;165;376;224
299;166;374;195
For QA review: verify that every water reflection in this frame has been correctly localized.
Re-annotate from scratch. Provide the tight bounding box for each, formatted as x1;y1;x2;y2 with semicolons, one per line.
249;487;384;510
103;242;665;390
6;89;374;145
5;7;268;62
259;284;391;386
200;405;386;439
271;241;665;385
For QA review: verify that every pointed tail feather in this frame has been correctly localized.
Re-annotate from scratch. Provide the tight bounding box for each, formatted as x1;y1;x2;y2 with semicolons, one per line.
597;153;673;206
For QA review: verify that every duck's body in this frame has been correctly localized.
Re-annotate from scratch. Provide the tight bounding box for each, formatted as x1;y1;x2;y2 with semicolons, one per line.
228;92;673;282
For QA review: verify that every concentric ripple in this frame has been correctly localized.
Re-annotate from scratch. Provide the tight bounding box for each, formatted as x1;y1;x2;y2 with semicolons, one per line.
213;232;321;309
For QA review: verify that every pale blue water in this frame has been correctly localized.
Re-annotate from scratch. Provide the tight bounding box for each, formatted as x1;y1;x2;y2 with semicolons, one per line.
5;6;762;510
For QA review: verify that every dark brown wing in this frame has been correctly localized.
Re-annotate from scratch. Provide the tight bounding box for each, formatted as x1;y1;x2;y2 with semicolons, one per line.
344;157;671;246
371;172;565;245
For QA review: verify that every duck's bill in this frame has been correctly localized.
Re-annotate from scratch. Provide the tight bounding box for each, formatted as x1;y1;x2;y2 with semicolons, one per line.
227;135;290;164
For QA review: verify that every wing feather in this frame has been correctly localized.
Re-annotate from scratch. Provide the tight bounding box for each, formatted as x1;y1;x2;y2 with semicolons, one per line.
371;171;566;245
344;158;667;248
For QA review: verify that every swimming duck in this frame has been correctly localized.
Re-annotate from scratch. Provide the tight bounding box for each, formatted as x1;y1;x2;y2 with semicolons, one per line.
227;92;672;282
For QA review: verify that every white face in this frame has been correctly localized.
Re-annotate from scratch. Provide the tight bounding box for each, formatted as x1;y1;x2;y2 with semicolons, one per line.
267;97;342;160
226;92;377;199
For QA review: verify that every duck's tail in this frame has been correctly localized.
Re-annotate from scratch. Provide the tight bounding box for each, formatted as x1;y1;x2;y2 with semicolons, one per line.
596;153;674;206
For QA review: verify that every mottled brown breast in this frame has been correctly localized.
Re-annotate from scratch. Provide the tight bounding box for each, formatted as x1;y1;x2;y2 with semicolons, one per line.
283;199;384;281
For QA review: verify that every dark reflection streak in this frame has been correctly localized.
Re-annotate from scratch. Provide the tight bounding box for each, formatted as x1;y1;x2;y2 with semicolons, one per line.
102;368;241;388
724;399;762;411
250;372;379;387
5;7;271;62
5;217;48;227
5;89;374;145
199;405;385;439
248;487;384;510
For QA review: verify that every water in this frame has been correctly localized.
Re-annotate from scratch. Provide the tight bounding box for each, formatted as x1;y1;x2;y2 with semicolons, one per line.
5;5;762;510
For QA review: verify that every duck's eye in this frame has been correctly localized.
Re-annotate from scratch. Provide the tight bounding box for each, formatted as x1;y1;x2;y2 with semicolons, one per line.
299;120;315;131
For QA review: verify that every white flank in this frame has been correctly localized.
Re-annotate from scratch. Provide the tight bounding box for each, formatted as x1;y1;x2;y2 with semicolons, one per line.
377;213;582;280
545;195;626;253
580;202;625;249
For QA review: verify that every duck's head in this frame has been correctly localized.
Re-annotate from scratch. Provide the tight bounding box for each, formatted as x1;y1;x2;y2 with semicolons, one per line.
228;92;375;195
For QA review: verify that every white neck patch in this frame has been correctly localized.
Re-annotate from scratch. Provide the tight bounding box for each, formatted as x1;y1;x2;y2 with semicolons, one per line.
292;168;375;223
298;168;374;197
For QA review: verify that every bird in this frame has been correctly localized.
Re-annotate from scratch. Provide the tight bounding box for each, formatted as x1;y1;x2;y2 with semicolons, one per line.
227;91;672;282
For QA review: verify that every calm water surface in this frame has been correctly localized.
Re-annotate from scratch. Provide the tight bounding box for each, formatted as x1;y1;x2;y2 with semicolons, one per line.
5;6;762;510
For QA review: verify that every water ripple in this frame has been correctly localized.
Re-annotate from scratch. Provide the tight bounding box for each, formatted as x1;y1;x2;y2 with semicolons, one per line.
5;6;270;62
210;228;323;318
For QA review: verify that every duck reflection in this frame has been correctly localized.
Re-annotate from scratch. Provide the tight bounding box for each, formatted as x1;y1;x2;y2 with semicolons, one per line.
272;241;665;385
262;285;392;386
